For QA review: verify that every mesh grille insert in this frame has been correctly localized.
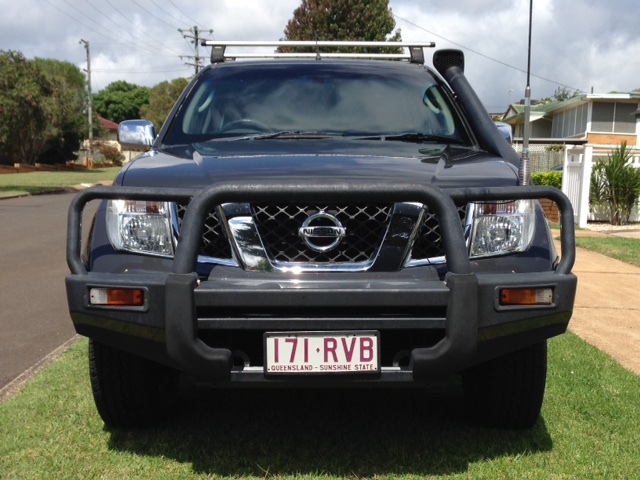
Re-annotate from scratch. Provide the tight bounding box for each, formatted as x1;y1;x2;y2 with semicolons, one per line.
252;203;392;263
411;204;468;260
175;203;233;259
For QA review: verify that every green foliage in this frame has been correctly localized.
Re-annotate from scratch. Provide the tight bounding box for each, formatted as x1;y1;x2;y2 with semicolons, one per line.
552;86;580;102
280;0;402;52
33;58;87;164
0;52;87;165
532;171;562;190
0;51;53;165
590;141;640;225
94;141;124;165
540;87;581;104
139;77;189;130
93;81;150;123
544;144;564;153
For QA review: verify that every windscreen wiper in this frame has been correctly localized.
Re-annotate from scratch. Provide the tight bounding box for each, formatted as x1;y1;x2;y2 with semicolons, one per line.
213;131;344;141
356;132;464;144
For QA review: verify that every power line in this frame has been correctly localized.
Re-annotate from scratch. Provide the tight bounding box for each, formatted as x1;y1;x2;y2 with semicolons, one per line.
149;0;192;28
46;0;176;59
93;66;189;74
167;0;209;30
45;0;127;46
89;0;183;57
130;0;182;30
393;13;583;93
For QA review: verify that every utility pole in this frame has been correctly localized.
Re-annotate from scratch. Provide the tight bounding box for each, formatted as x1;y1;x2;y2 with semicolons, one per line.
179;26;213;75
79;39;93;163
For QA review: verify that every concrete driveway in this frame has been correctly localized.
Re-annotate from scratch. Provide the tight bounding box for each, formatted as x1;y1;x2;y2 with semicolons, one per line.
566;228;640;375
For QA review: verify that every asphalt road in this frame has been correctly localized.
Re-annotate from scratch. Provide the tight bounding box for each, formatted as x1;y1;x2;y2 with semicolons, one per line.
0;192;96;394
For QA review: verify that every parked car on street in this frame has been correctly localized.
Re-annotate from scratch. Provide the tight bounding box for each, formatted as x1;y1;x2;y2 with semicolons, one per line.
66;41;577;429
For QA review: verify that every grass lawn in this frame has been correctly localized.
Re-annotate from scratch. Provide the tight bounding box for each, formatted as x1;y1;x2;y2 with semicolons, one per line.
551;221;640;268
0;167;121;198
575;236;640;268
1;334;639;479
2;193;638;477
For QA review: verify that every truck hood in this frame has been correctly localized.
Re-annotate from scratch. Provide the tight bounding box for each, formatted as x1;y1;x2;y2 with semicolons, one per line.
117;139;520;189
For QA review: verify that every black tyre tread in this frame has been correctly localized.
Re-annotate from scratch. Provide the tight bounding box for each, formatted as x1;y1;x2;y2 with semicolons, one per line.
89;339;179;428
462;341;547;429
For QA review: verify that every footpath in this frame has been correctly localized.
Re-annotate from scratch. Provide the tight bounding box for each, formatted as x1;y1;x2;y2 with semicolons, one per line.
562;227;640;375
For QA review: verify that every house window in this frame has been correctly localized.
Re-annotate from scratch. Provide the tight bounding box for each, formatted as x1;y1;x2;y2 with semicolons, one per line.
614;103;637;133
591;102;637;134
552;103;588;138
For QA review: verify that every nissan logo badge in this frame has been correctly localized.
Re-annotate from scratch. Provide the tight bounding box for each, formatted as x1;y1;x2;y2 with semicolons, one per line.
298;212;346;253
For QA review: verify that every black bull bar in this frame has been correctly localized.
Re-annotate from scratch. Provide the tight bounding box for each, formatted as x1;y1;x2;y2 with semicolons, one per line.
67;182;576;383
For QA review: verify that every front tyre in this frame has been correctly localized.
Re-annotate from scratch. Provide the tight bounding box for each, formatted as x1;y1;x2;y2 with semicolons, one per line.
89;339;180;428
462;341;547;429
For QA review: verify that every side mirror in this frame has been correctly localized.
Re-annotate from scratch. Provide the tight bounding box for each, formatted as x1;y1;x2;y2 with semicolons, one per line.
118;120;156;151
494;122;513;144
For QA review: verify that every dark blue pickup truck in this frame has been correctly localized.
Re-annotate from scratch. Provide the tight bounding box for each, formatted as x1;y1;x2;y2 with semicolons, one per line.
66;41;577;429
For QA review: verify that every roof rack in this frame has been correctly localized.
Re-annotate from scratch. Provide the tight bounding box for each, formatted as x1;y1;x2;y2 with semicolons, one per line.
201;41;436;65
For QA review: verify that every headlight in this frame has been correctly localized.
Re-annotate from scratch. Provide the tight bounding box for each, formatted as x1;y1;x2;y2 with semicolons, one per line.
469;199;535;258
106;200;174;257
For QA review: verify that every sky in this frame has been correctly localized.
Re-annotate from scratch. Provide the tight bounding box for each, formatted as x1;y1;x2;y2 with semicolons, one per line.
1;0;639;113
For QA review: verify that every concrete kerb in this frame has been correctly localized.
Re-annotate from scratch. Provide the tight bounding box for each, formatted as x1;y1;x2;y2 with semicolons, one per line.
0;335;81;403
605;229;640;239
0;181;114;201
567;227;640;240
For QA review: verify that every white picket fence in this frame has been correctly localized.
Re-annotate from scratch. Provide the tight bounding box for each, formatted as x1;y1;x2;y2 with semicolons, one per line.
561;145;640;227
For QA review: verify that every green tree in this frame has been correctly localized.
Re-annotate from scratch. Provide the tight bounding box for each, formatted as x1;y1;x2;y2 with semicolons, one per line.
552;86;580;102
540;87;581;104
139;77;189;130
590;141;640;225
33;58;87;164
93;81;150;123
280;0;401;52
0;51;53;165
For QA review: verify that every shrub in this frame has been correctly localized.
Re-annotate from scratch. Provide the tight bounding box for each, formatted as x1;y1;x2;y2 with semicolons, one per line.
94;141;124;166
590;141;640;225
532;171;562;190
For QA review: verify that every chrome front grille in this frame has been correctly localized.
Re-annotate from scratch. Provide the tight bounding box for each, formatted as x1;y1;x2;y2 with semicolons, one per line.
173;201;468;269
252;203;392;263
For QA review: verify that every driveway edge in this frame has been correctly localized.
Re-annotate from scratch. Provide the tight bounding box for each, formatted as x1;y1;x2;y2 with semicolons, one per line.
0;335;81;403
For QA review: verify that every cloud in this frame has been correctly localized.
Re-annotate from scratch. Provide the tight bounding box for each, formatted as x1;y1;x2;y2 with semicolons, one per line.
1;0;638;112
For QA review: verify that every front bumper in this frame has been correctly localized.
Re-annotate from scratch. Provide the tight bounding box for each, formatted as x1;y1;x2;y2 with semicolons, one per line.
66;182;577;384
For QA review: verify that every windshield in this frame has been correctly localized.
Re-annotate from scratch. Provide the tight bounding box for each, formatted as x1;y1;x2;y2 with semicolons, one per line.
163;62;471;146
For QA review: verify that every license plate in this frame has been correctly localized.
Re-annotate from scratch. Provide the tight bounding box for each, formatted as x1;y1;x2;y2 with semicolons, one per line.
264;331;380;375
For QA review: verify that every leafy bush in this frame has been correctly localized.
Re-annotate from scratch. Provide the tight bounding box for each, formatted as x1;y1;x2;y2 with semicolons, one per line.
93;141;124;166
545;144;564;153
590;141;640;225
532;171;562;190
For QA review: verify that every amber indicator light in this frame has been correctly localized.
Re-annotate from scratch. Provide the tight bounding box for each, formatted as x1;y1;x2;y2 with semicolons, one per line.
500;288;553;306
90;288;144;306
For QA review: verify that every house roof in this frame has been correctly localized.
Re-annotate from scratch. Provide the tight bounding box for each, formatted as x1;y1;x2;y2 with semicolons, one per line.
502;92;640;125
98;117;119;131
502;100;565;123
